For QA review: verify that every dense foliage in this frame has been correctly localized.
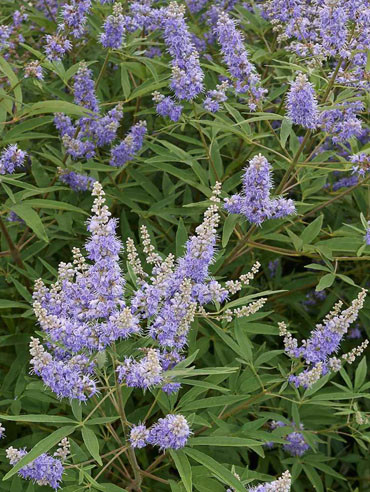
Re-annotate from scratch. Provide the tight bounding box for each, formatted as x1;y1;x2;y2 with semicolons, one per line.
0;0;369;491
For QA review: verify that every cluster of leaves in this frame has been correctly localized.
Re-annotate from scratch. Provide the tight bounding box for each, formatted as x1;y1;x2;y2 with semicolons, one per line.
0;1;369;491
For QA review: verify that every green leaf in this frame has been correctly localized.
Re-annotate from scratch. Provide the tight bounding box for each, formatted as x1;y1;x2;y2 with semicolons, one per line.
20;199;89;215
180;395;248;412
302;464;324;492
0;56;22;111
3;425;76;481
354;356;367;390
10;203;48;242
189;436;261;448
0;414;75;423
82;426;102;465
0;300;29;309
100;484;128;492
71;400;82;422
300;215;323;244
21;100;92;118
280;118;292;148
315;273;335;292
176;219;188;257
170;450;192;492
184;448;245;492
222;214;239;248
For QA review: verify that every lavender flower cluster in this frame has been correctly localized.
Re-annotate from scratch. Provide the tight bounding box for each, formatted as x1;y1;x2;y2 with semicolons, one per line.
267;421;310;457
279;290;369;388
0;145;27;175
130;414;191;450
224;154;296;225
29;180;266;402
53;63;146;168
5;439;70;490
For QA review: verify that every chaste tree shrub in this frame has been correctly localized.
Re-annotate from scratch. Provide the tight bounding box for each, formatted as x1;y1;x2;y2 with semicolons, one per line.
0;0;369;491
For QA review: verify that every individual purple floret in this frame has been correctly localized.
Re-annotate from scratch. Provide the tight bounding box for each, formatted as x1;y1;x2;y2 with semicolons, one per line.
0;423;5;439
73;64;99;113
0;25;11;51
270;420;309;457
351;153;370;177
268;259;279;278
152;92;183;122
332;175;358;191
60;0;92;38
284;430;309;456
24;60;44;80
302;289;326;310
58;170;95;191
7;211;24;223
6;447;65;490
147;414;190;450
286;73;318;129
214;10;266;110
130;424;149;448
348;325;362;339
203;81;229;112
365;222;370;246
0;144;27;174
44;34;72;61
13;9;28;27
100;3;125;49
110;121;147;167
224;154;295;225
247;471;292;492
145;47;162;58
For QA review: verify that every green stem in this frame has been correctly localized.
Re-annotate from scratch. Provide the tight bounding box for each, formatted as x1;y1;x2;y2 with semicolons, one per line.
95;50;111;90
276;130;311;194
113;352;142;491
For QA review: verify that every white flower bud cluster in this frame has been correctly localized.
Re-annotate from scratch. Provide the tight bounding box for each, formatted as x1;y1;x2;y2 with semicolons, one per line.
328;357;342;372
294;362;323;388
278;322;298;357
54;438;70;461
225;261;261;295
89;182;111;232
72;247;88;272
217;298;266;322
126;237;147;280
168;415;189;437
29;337;52;372
6;447;24;465
210;181;222;203
140;225;162;264
33;301;61;336
342;340;369;364
58;262;75;281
